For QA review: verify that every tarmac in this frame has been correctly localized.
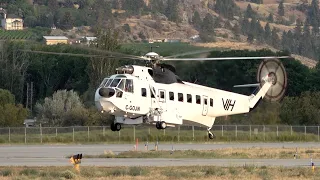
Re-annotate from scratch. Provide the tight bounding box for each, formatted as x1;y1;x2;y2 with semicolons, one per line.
0;143;318;167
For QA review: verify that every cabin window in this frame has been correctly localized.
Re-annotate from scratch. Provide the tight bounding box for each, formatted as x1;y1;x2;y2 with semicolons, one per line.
169;92;174;100
141;88;147;97
124;79;133;93
210;98;213;107
187;94;192;103
204;98;207;105
196;95;201;104
178;93;183;102
160;91;165;99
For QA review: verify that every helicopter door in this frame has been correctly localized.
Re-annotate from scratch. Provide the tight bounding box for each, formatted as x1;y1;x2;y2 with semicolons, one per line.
158;89;167;111
202;95;208;116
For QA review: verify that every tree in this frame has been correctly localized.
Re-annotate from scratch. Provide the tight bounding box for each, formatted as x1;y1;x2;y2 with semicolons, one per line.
192;11;202;29
0;89;28;127
245;4;255;19
83;28;121;105
165;0;181;23
60;11;74;30
264;23;271;44
199;13;215;42
35;89;85;126
306;0;320;34
278;1;285;16
214;0;239;19
267;13;274;23
0;41;29;103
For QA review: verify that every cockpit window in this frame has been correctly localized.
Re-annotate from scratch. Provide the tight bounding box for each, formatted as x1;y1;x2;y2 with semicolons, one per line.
99;79;108;88
100;77;134;93
110;79;121;87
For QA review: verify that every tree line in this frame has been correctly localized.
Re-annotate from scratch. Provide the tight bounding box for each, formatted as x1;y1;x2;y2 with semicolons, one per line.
0;42;319;126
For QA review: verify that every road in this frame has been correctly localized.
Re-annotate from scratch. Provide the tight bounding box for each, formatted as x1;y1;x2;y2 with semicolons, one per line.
0;142;318;167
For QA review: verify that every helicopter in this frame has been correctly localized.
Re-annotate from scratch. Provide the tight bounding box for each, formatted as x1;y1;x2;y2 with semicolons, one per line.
23;46;289;139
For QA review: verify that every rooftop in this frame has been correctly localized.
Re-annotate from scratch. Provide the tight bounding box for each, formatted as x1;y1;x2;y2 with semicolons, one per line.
43;36;68;40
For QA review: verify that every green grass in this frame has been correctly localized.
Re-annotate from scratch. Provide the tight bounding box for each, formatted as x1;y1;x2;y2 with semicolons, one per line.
0;166;318;179
0;30;34;40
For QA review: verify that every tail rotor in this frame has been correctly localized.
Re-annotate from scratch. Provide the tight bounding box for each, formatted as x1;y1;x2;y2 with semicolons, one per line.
257;58;287;102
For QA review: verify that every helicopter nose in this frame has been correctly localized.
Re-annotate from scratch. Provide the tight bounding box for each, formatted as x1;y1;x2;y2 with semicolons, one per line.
99;87;115;98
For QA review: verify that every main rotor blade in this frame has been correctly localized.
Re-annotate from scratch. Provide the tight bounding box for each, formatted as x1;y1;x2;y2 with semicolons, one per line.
20;50;106;58
20;49;148;60
162;56;291;61
164;49;214;58
78;46;148;60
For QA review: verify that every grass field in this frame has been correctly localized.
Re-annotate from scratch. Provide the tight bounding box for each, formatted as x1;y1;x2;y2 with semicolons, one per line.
0;125;319;144
80;147;320;159
0;166;318;180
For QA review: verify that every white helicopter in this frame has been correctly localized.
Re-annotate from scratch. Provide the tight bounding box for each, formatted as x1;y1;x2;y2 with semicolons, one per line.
23;47;289;139
94;50;289;139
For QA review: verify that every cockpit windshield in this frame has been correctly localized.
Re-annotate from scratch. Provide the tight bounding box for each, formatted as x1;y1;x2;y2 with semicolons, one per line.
99;76;133;93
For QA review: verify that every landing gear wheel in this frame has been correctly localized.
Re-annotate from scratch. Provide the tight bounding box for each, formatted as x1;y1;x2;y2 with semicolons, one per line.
156;121;160;129
160;121;166;129
115;123;121;131
110;123;116;131
208;132;215;139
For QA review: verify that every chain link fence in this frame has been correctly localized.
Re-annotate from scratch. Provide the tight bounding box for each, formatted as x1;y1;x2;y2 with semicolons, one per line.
0;125;319;144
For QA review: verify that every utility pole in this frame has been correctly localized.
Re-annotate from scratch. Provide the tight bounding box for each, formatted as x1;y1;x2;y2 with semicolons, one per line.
26;82;33;112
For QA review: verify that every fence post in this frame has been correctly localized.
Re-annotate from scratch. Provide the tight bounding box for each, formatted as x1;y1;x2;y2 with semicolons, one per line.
55;128;57;137
133;126;135;142
316;126;319;141
40;124;42;144
235;125;237;139
118;130;120;142
178;125;180;142
277;126;278;137
8;127;10;143
291;126;292;136
148;128;150;135
263;125;265;141
87;126;90;141
222;125;224;137
305;126;307;139
72;127;74;142
103;126;105;136
250;125;251;140
24;127;26;144
164;129;165;136
192;126;194;141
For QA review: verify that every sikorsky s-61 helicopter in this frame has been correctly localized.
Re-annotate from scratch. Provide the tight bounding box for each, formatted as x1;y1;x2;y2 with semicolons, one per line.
24;47;289;139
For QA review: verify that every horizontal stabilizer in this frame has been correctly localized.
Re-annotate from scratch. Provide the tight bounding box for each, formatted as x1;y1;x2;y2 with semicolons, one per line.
233;83;260;88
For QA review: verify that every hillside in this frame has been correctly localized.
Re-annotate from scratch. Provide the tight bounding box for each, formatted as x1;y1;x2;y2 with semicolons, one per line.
113;0;317;67
0;0;318;67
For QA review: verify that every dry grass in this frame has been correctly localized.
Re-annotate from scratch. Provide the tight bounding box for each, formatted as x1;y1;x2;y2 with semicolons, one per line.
0;166;319;180
82;147;320;159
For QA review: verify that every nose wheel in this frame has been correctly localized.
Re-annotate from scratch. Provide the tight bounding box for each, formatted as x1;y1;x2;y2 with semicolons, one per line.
156;121;166;129
111;123;121;131
207;127;215;139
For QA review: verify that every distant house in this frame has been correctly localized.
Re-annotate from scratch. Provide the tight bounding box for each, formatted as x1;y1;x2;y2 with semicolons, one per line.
43;36;69;45
82;36;97;45
0;8;23;30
